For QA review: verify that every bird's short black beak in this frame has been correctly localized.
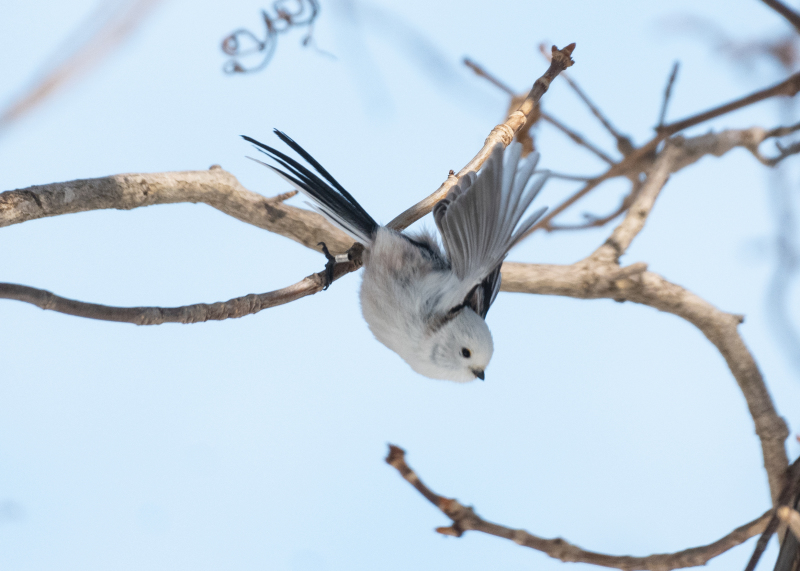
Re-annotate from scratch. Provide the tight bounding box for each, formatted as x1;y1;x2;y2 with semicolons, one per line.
472;369;485;381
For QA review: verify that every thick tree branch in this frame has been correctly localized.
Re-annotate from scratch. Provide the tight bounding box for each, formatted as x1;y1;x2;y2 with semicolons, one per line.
501;262;789;502
0;166;353;253
506;137;789;503
385;445;772;571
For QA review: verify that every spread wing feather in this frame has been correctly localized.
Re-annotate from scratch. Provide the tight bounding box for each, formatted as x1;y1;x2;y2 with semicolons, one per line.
433;142;548;317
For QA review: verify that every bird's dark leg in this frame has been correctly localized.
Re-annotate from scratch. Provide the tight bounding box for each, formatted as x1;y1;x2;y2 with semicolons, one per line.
318;242;337;290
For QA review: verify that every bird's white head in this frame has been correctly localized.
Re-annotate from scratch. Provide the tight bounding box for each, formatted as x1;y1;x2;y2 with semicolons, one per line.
412;308;494;382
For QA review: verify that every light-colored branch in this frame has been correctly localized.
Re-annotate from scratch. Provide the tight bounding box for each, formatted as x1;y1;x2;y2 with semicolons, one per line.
0;166;353;253
778;507;800;541
501;262;789;502
505;137;789;502
386;444;772;571
387;43;576;230
591;145;680;262
462;56;616;165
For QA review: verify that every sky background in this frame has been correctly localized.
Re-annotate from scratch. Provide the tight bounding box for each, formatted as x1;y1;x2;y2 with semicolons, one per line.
1;0;800;570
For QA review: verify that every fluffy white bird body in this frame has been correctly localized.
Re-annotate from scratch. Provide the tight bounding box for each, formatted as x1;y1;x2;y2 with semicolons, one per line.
359;227;494;381
244;131;548;382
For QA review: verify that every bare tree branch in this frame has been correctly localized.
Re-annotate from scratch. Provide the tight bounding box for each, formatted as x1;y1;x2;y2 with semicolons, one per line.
463;56;616;164
385;444;772;571
505;138;789;503
0;46;576;324
387;43;576;230
502;261;789;502
744;454;800;571
547;186;637;231
0;166;353;253
462;57;516;95
657;61;680;128
658;72;800;136
538;43;635;155
0;246;362;325
761;0;800;35
540;111;617;164
0;0;164;133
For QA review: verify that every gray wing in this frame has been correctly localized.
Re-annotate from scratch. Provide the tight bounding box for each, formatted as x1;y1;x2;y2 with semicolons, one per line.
433;142;548;317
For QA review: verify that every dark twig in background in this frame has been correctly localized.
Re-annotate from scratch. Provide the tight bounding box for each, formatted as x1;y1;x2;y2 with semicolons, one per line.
657;61;680;128
761;0;800;35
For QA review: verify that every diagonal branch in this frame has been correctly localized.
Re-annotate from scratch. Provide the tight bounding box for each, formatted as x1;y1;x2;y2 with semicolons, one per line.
463;56;615;164
385;445;772;571
538;43;634;155
657;61;680;128
540;111;617;164
760;0;800;35
387;43;576;230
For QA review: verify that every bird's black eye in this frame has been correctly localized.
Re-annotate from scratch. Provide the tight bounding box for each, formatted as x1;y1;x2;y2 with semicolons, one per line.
461;348;471;358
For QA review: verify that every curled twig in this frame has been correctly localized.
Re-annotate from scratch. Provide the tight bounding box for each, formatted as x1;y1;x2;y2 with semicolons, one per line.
221;0;325;74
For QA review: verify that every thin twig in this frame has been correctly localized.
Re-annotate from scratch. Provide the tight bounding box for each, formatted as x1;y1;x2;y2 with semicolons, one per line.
462;57;516;95
539;43;634;155
523;77;800;238
658;72;800;135
541;111;617;164
386;445;772;571
546;171;597;182
547;182;639;231
657;61;680;128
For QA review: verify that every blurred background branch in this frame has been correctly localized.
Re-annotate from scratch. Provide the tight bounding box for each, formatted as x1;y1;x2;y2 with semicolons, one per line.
0;0;164;135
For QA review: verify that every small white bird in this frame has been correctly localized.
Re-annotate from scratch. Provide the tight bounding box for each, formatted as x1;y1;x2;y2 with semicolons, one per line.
244;131;548;382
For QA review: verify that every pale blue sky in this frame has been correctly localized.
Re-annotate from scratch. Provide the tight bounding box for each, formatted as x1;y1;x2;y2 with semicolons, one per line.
1;1;799;570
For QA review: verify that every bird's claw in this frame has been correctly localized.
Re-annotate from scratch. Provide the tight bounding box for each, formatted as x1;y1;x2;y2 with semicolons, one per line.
319;242;336;290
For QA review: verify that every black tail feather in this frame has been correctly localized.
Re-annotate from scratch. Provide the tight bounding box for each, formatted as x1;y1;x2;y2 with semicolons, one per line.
242;133;379;243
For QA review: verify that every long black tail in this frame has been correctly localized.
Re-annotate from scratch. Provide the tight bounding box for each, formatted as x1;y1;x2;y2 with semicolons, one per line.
243;130;379;245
